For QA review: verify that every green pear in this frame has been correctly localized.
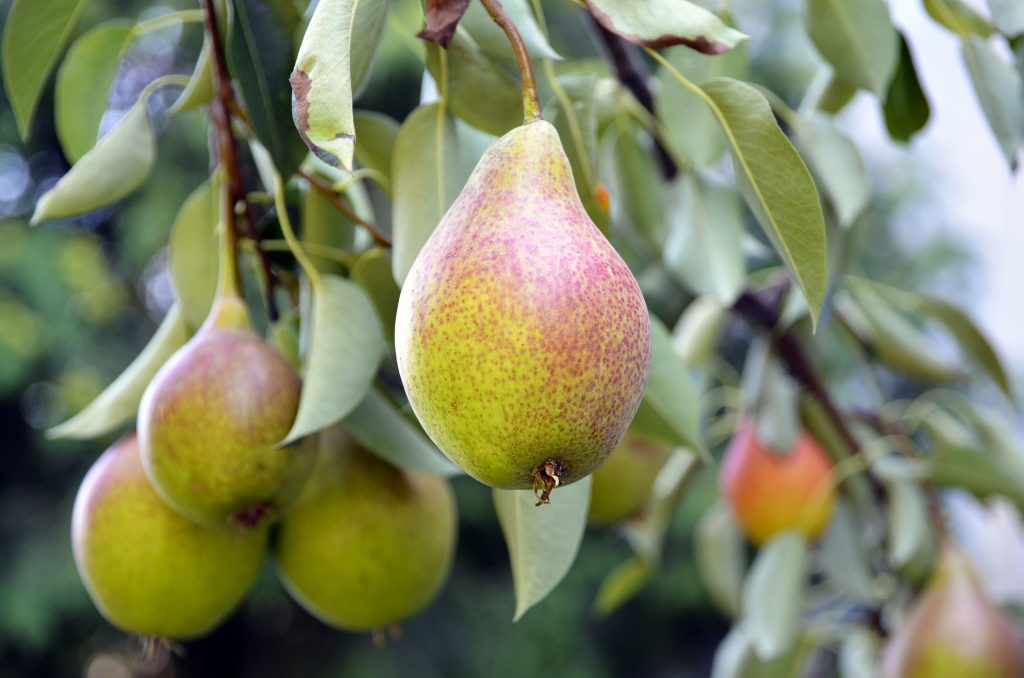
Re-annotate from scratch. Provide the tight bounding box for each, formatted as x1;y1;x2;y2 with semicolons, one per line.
587;431;672;525
395;120;651;501
72;435;266;639
138;295;313;530
881;543;1024;677
274;431;456;632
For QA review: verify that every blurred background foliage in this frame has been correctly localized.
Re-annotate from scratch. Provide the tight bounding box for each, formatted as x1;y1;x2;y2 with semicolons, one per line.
0;0;1002;676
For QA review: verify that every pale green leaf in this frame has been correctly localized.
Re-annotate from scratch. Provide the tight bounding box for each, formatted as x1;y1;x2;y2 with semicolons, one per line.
351;248;400;344
602;122;665;251
353;110;400;181
169;38;214;114
696;500;746;616
886;479;933;570
343;387;460;477
817;74;858;114
795;112;870;227
169;181;219;330
805;0;898;95
47;304;189;440
300;184;355;277
925;0;994;37
592;557;651;618
700;78;828;325
587;0;747;54
283;274;384;443
742;337;801;454
55;21;133;162
620;452;697;562
391;103;464;285
988;0;1024;35
31;101;155;224
839;628;880;678
460;0;560;60
2;0;87;139
929;446;1024;514
820;500;877;603
962;35;1024;169
884;32;931;143
742;531;808;660
671;295;728;367
494;476;591;621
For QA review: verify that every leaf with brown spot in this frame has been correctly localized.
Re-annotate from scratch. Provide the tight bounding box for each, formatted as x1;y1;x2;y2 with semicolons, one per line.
417;0;471;48
585;0;746;55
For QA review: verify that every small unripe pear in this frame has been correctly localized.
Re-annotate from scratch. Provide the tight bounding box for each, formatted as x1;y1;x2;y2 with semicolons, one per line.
719;421;836;544
882;544;1024;677
72;435;266;639
396;120;651;501
138;296;313;530
274;433;457;632
587;431;672;525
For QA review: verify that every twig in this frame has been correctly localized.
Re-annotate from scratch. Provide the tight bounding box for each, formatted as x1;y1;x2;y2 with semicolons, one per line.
480;0;542;122
298;169;392;248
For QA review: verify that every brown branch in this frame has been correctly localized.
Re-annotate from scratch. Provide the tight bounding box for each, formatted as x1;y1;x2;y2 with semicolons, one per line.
297;169;393;248
200;0;279;320
480;0;542;122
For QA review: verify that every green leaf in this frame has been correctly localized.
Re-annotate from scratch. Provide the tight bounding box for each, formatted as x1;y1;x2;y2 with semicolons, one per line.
962;35;1024;169
391;103;465;285
671;295;728;367
55;21;133;162
493;476;591;621
291;0;390;169
742;337;801;454
2;0;87;139
425;30;522;137
930;446;1024;513
794;112;870;227
884;32;931;143
592;557;652;618
460;0;560;60
353;110;400;181
47;304;189;440
741;531;808;660
351;248;401;344
695;500;746;616
805;0;898;95
170;38;214;115
31;101;156;224
343;387;460;477
639;317;708;460
699;78;828;325
656;43;748;169
602;122;665;251
925;0;994;37
817;74;858;114
586;0;747;54
301;181;355;277
988;0;1024;35
169;181;219;331
886;478;934;570
839;628;880;678
283;274;384;444
230;0;307;177
664;173;745;303
820;500;876;603
621;452;697;562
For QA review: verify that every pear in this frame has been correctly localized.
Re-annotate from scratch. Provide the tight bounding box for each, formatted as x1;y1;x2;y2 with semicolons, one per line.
395;120;651;501
587;431;672;525
882;544;1024;677
72;435;266;639
138;295;313;530
274;432;457;632
719;421;836;544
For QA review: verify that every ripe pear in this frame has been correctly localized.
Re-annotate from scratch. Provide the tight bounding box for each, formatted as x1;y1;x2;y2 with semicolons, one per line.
587;431;673;525
395;120;651;501
719;421;836;544
274;433;457;632
72;435;266;639
138;295;312;530
882;544;1024;677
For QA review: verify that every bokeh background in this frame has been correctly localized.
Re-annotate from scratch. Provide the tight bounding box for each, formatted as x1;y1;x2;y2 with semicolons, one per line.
0;0;1021;676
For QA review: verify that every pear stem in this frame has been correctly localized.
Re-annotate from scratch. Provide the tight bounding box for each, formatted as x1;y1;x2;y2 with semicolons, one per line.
479;0;542;123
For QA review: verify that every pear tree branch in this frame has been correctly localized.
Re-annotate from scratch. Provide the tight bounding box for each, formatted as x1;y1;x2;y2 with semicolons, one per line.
479;0;542;122
297;169;393;248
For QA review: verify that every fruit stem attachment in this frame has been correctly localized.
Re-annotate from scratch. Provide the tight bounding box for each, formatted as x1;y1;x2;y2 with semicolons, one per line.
479;0;542;123
532;460;565;506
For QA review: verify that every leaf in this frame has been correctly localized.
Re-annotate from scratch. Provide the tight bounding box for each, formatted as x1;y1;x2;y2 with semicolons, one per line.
696;500;746;616
672;295;728;367
170;38;214;115
353;110;400;181
886;478;933;570
230;0;307;177
493;476;591;621
699;78;828;325
805;0;898;95
547;73;607;233
962;35;1024;169
301;182;355;277
839;628;880;678
417;0;471;47
925;0;993;37
169;181;219;331
592;557;651;618
291;0;390;169
820;500;876;603
741;531;808;660
351;248;401;344
31;101;156;224
929;445;1024;514
602;122;665;251
425;31;523;137
391;103;465;285
988;0;1024;35
54;21;133;162
2;0;87;139
343;387;460;476
621;452;697;562
794;112;870;227
586;0;747;55
664;172;745;303
638;317;707;460
884;32;931;143
459;0;560;61
817;74;858;114
283;274;384;443
47;304;189;440
742;336;801;454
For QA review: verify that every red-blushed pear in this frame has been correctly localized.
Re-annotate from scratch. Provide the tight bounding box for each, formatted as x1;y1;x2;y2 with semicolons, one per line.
395;120;651;503
274;429;456;632
72;435;266;639
719;421;836;544
587;431;673;525
882;543;1024;677
137;294;313;531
